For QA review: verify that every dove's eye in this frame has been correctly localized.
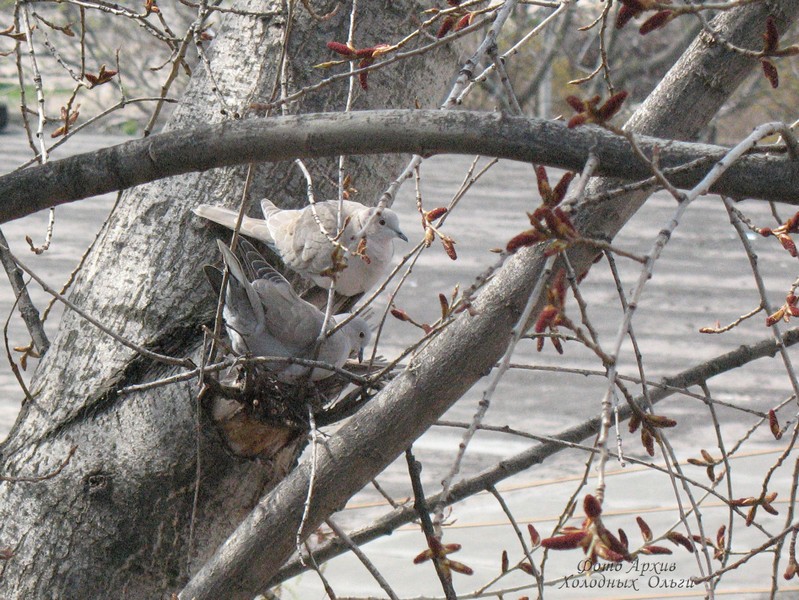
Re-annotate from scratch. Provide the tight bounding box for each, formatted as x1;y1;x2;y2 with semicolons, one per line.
359;331;366;338
379;219;386;226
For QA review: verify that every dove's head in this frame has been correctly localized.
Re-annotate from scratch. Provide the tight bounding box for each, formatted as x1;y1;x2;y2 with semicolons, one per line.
338;313;372;362
364;207;408;242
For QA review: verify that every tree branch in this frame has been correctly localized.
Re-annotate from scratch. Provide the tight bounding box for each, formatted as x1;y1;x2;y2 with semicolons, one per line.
4;109;799;226
0;228;49;356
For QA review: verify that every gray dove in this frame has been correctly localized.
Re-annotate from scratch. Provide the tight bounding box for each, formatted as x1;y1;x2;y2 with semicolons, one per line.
205;239;372;382
194;198;407;296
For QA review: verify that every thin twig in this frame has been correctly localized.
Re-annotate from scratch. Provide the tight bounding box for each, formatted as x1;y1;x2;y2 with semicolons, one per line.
2;243;193;369
325;517;400;600
406;447;457;600
433;255;556;527
0;445;77;482
0;228;49;355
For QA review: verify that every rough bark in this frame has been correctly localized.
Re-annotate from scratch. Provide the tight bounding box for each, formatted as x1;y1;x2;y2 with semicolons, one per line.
0;1;458;598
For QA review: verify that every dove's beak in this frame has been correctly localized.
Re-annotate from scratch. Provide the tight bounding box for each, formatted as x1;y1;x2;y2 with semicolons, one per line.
395;228;408;242
357;347;364;363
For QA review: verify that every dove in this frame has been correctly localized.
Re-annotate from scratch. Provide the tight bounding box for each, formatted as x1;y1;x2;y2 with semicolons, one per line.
205;239;372;382
193;198;407;296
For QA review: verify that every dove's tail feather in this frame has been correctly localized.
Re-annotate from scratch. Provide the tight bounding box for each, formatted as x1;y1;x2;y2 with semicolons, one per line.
215;240;250;287
236;239;291;288
193;204;275;244
215;240;268;324
259;198;282;219
203;264;224;295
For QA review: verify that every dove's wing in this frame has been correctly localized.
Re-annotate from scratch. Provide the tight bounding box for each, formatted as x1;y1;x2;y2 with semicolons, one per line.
216;240;265;330
261;200;352;285
292;203;345;263
233;239;326;353
193;205;275;244
237;238;295;291
214;241;284;356
249;279;324;355
212;241;373;381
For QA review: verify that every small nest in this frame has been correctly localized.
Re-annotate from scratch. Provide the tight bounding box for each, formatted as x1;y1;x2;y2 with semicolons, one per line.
205;359;389;460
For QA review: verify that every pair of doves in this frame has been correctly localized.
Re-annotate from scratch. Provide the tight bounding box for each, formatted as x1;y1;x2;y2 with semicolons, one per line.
195;199;407;381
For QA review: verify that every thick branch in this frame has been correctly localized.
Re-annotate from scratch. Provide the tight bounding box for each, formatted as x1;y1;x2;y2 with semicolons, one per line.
4;109;799;226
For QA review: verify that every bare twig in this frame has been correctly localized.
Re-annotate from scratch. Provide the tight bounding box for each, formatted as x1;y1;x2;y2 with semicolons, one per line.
0;228;49;355
1;244;193;369
406;448;457;600
0;445;77;483
325;517;400;600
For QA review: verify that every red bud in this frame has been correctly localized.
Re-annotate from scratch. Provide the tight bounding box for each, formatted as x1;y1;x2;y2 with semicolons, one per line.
425;207;448;221
584;494;602;518
784;556;798;580
553;172;575;204
636;516;653;542
769;409;782;439
615;4;639;28
540;531;589;550
567;114;588;128
764;16;779;52
528;523;541;546
762;58;779;88
618;528;629;550
641;427;655;456
778;233;797;255
327;41;355;56
454;12;473;31
639;10;673;34
641;545;673;555
448;559;474;575
598;91;629;120
535;165;552;200
565;95;584;112
666;531;695;553
519;561;535;574
441;237;457;260
391;308;410;322
766;308;785;326
437;17;455;38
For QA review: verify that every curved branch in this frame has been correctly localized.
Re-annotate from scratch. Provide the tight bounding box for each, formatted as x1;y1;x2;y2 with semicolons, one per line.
3;109;799;226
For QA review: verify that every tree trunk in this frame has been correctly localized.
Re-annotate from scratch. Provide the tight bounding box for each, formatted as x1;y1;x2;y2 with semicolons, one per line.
0;1;457;597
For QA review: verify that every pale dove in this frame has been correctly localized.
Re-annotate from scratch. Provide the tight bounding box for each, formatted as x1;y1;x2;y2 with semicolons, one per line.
205;239;372;382
194;199;407;296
